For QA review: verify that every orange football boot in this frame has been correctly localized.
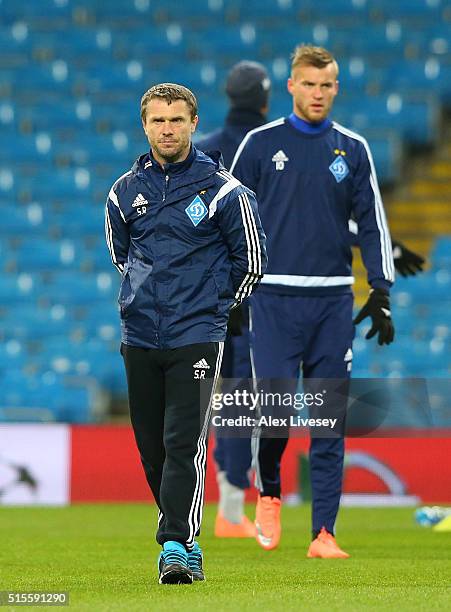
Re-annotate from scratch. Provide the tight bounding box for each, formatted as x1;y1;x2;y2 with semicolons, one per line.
255;496;281;550
214;513;256;538
307;527;350;559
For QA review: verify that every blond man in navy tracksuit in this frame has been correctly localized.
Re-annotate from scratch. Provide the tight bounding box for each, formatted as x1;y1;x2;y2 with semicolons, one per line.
231;46;395;558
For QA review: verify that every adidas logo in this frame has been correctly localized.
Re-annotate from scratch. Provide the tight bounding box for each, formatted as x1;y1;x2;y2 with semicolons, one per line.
271;150;289;163
193;358;210;369
132;193;148;207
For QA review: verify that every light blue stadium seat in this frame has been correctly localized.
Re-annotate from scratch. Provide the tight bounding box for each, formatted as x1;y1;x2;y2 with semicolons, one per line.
334;94;439;146
0;339;27;374
363;132;402;184
0;273;38;304
255;24;315;57
38;335;125;395
0;369;94;423
91;350;127;394
57;385;93;422
362;338;449;377
114;26;187;57
233;0;302;19
73;0;173;22
0;203;47;237
414;302;451;323
190;25;259;59
384;60;451;105
0;372;59;420
71;63;147;96
391;307;430;340
396;272;451;302
0;133;54;163
12;62;73;93
396;340;449;376
17;101;87;131
17;168;93;200
368;0;446;23
129;0;226;22
196;96;228;133
351;337;371;369
51;206;104;238
330;57;373;93
0;100;17;133
81;245;115;271
71;305;119;339
327;23;405;57
0;23;33;61
170;62;225;93
406;23;451;58
299;0;370;20
53;132;137;168
0;304;71;341
431;236;451;268
0;0;72;22
43;272;118;306
6;238;79;272
40;335;106;363
89;100;140;131
33;28;115;60
0;31;30;74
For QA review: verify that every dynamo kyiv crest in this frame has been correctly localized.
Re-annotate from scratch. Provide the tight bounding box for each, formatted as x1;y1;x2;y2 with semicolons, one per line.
329;155;349;183
185;195;208;226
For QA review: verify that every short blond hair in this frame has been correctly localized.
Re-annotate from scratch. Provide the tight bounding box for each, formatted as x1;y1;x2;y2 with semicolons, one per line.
140;83;198;122
291;44;339;76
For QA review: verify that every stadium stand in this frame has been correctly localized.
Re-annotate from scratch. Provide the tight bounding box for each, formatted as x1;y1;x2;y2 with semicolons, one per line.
0;0;450;421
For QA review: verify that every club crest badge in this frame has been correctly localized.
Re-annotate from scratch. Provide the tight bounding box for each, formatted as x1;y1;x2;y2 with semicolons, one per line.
185;195;208;227
329;155;349;183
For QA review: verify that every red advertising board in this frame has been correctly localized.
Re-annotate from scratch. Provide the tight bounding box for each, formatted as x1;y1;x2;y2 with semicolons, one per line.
70;426;451;504
70;425;150;502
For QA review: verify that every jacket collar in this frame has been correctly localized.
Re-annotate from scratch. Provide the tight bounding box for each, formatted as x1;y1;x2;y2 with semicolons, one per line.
132;146;223;192
146;145;196;175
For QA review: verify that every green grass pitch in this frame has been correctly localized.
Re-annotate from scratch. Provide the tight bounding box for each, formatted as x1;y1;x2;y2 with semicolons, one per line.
1;504;450;611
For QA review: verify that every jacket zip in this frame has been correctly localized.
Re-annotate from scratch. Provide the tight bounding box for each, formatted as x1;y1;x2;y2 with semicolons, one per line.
162;175;169;202
152;175;168;347
154;175;169;346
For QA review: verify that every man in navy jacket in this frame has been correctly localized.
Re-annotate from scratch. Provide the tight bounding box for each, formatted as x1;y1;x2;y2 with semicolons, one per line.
231;45;394;558
105;83;266;584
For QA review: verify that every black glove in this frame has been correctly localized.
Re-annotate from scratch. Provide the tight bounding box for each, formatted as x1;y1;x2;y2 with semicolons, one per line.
353;288;394;345
227;304;243;337
392;240;425;277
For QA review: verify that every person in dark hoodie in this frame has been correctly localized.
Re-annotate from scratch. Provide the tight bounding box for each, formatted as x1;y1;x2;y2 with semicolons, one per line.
105;82;267;584
197;61;271;538
197;60;271;168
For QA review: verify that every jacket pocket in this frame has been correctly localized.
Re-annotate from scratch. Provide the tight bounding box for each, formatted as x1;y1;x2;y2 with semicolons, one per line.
118;258;153;317
169;268;219;320
212;268;234;299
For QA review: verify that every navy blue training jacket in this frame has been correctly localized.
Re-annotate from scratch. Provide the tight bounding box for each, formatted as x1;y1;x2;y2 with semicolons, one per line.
230;117;395;296
105;146;267;349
